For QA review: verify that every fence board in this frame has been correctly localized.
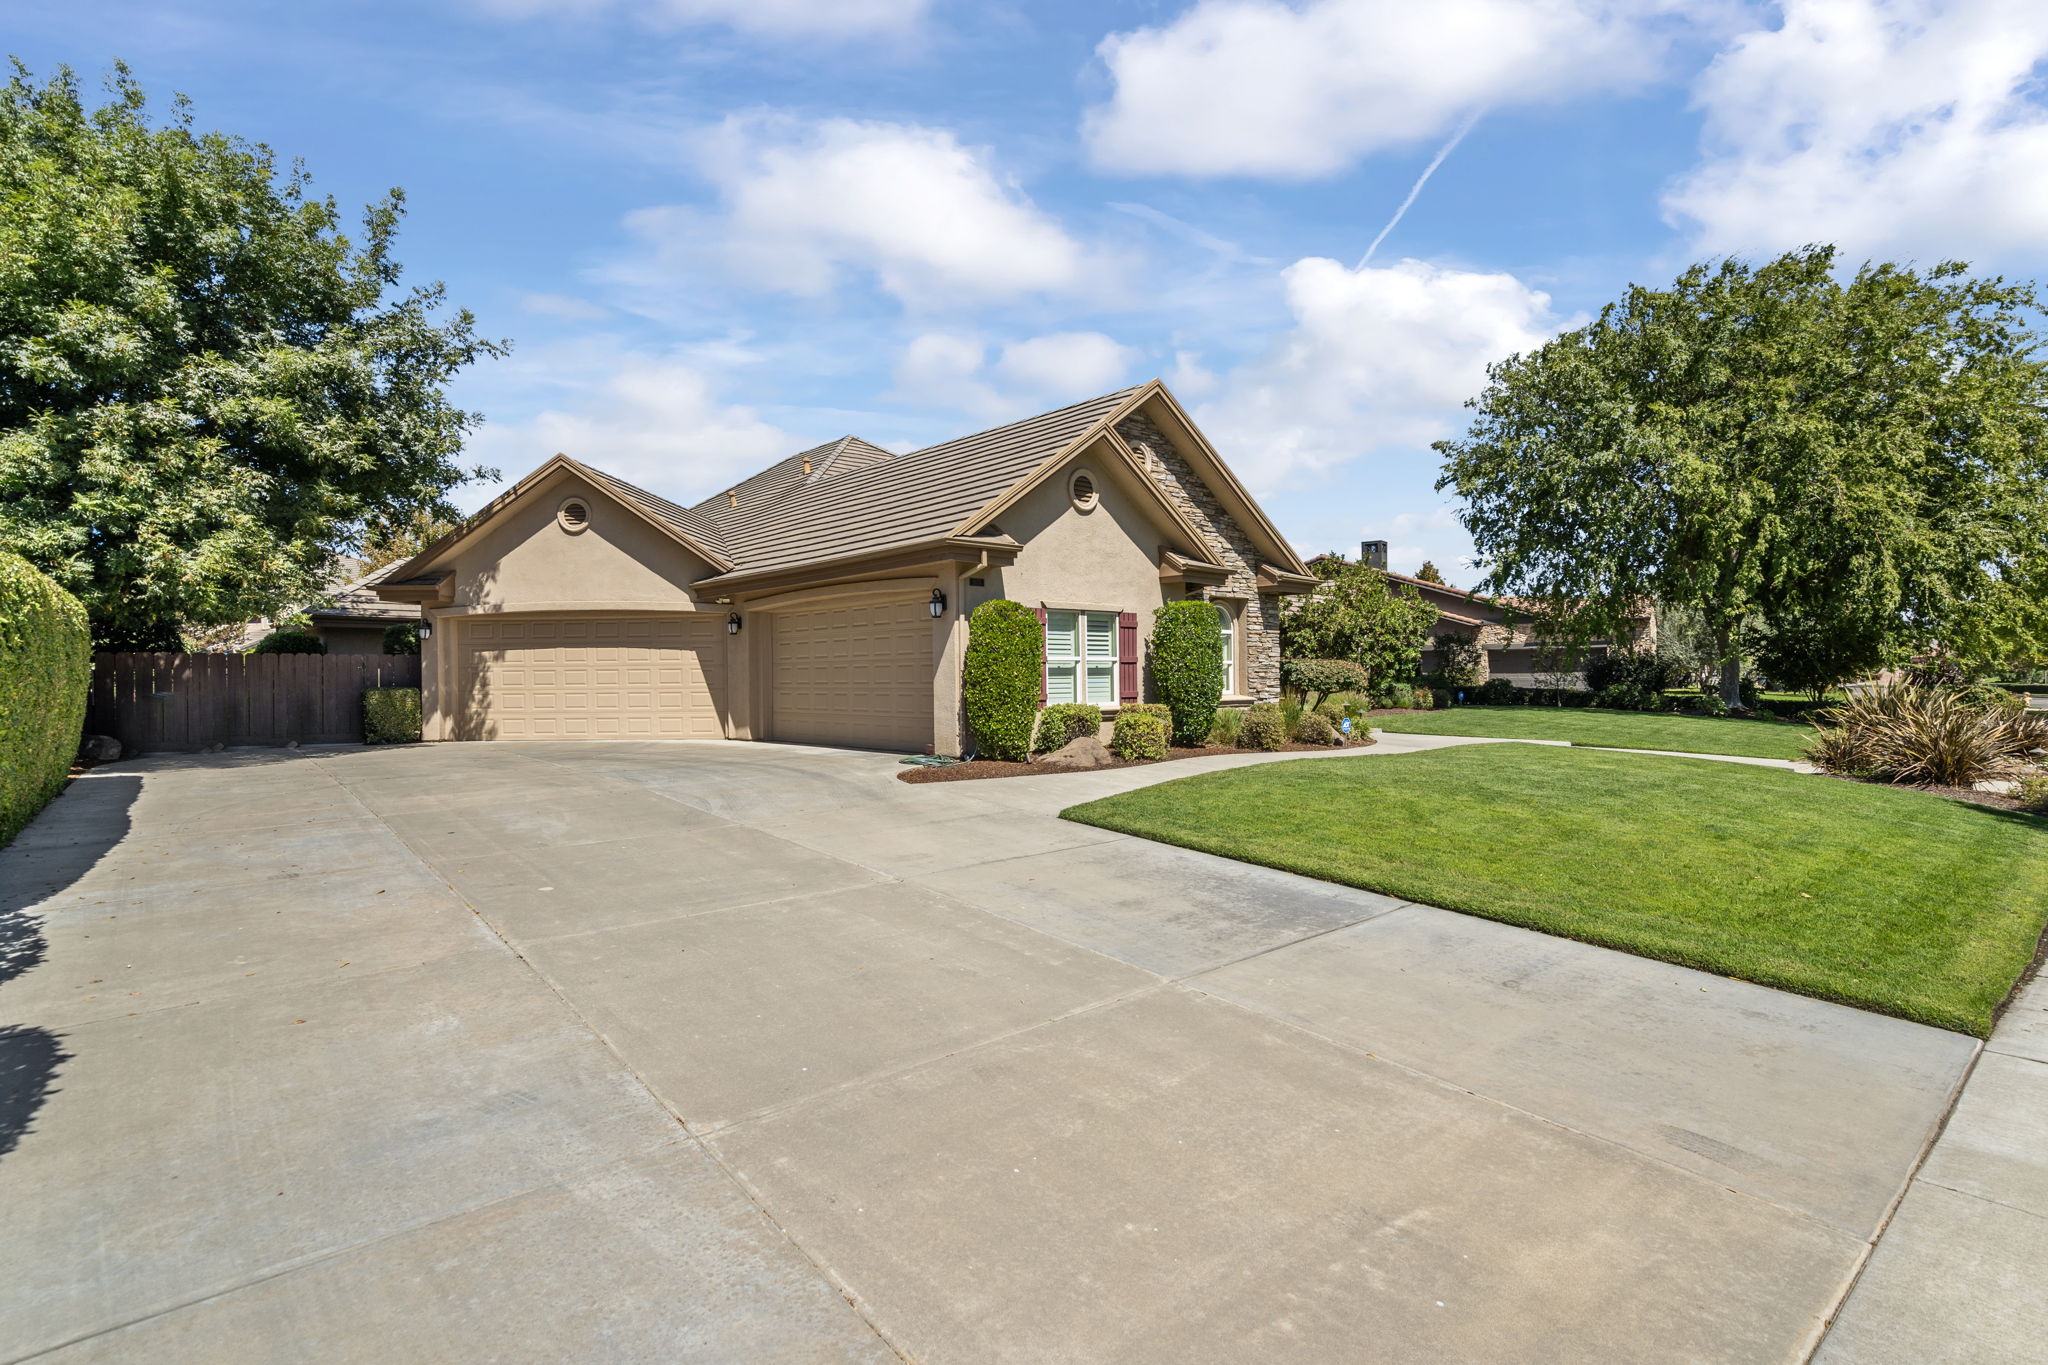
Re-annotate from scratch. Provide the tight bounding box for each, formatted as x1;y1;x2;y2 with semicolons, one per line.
86;652;420;754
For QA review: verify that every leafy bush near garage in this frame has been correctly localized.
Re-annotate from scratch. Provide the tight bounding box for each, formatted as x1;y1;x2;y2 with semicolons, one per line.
382;622;420;655
0;552;91;846
363;687;422;745
1238;702;1287;751
1280;657;1369;710
964;598;1043;762
1109;710;1169;760
250;629;325;654
1474;677;1519;706
1034;702;1103;755
1151;600;1225;746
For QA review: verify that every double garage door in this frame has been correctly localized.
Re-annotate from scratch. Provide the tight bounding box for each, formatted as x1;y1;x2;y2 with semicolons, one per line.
460;616;724;740
771;599;931;752
456;602;932;751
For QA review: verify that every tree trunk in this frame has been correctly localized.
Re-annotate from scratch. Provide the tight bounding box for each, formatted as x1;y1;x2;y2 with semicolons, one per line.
1713;622;1743;710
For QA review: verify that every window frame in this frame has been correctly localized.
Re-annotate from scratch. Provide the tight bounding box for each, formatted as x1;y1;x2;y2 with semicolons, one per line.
1044;608;1120;706
1216;601;1237;696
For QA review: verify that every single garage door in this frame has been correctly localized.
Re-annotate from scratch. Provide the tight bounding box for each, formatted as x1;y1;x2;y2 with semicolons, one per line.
460;615;725;740
771;599;931;751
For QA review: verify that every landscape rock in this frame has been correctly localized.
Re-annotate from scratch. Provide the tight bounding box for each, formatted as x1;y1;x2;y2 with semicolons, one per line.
1038;735;1114;770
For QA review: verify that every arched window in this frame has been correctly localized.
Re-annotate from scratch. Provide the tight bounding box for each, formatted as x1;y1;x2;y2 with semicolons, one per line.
1216;602;1236;695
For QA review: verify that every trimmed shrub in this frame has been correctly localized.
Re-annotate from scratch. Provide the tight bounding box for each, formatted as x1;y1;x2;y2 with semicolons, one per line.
1294;711;1341;745
1206;707;1245;747
1684;691;1731;717
383;622;420;655
1;552;91;846
1433;633;1484;688
1151;600;1226;746
1376;680;1418;710
1805;685;2048;786
1034;702;1103;755
964;599;1042;762
2017;770;2048;815
1109;710;1169;760
1474;677;1518;706
1238;702;1287;751
1280;657;1370;709
1121;702;1171;725
1412;685;1435;711
250;629;325;655
363;687;422;745
1586;649;1675;699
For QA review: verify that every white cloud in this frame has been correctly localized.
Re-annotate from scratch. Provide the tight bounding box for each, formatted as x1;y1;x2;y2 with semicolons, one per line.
462;341;797;510
1664;0;2048;259
1085;0;1684;178
1197;256;1566;487
893;330;1138;417
474;0;931;41
520;292;612;321
630;116;1087;309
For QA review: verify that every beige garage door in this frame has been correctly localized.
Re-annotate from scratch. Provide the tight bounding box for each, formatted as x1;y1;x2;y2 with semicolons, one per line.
771;599;931;751
460;616;724;740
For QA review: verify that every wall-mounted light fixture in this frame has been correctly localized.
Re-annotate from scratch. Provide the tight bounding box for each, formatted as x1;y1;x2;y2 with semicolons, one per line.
928;588;947;619
417;621;433;641
726;611;743;635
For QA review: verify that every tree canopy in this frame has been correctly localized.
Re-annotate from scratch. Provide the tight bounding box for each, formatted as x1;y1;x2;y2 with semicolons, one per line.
0;63;504;647
1413;560;1446;584
1435;246;2048;704
1283;555;1439;688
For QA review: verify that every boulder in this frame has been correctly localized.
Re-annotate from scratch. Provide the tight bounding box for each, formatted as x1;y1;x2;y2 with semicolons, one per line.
1038;734;1115;770
77;734;122;763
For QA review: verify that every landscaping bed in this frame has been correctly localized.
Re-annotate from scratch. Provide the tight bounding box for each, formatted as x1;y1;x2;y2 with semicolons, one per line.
1370;705;1816;760
1060;744;2048;1036
897;736;1375;783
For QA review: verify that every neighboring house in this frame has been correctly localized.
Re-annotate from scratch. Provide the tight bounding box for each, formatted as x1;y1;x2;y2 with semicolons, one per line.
228;561;422;655
1346;543;1656;686
372;381;1319;753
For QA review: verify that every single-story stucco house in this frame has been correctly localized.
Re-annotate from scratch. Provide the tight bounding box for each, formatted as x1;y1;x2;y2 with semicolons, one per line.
372;381;1319;754
227;561;421;654
1358;543;1655;686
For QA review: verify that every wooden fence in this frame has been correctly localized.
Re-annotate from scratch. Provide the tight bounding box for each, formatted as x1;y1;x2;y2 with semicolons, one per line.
88;653;423;754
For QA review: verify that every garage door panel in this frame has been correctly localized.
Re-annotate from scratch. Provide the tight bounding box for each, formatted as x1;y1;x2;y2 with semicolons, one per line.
771;600;930;752
462;615;725;741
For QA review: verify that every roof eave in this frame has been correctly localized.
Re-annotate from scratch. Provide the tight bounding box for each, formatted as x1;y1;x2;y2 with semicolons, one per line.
695;535;1023;596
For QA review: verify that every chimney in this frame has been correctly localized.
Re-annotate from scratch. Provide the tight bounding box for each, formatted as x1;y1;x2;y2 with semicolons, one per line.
1361;540;1388;570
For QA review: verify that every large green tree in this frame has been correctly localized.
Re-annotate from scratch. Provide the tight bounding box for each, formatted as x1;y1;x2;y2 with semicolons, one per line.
1283;555;1439;689
0;63;503;647
1435;246;2048;708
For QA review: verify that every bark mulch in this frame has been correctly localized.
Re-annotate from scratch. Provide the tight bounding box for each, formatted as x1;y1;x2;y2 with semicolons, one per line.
896;737;1375;783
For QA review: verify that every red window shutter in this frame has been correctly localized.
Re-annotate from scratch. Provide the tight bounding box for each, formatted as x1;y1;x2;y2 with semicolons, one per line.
1036;606;1049;703
1118;611;1139;704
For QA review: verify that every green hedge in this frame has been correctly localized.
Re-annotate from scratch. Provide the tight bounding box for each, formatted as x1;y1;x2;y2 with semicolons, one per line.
251;629;326;654
1151;600;1225;746
964;599;1042;762
1;552;91;846
1238;701;1287;751
1109;710;1168;760
382;622;420;655
363;687;422;745
1034;702;1103;755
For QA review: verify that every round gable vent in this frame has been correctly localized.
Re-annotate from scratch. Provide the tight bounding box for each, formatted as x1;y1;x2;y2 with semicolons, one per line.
1069;470;1099;512
557;497;591;533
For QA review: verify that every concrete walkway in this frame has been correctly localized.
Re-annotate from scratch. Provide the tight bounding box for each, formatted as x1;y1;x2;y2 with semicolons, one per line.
0;738;1982;1362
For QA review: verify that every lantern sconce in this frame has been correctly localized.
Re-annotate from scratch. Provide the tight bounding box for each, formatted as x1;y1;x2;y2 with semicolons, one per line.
928;588;947;619
726;611;742;635
417;621;433;641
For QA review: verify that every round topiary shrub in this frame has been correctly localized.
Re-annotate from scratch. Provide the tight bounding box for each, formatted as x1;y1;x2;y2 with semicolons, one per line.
1151;600;1226;746
1280;657;1370;709
1034;702;1103;755
250;629;326;655
1294;710;1341;745
964;599;1042;762
1109;710;1169;760
1238;701;1287;751
0;552;90;846
1475;677;1518;706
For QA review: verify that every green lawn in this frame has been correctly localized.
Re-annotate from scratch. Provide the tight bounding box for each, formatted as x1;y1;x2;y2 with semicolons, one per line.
1372;705;1816;760
1062;746;2048;1035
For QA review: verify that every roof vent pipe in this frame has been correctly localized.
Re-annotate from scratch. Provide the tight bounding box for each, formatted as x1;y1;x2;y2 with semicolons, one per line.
1361;540;1388;570
727;490;738;508
802;457;812;476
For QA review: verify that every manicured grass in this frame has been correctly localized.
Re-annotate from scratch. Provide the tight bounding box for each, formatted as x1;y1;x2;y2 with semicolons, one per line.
1062;745;2048;1035
1372;705;1816;760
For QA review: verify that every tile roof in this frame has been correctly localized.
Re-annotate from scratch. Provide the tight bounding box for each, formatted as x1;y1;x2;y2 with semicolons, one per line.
682;386;1145;579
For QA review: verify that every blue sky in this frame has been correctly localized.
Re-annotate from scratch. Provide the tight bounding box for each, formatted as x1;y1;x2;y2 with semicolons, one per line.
15;0;2048;578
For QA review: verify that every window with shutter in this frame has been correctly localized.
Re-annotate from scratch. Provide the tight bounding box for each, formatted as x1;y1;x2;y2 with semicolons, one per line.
1043;609;1123;706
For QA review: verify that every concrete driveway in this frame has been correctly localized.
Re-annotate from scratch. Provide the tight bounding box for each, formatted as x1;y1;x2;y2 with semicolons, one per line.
0;738;1977;1363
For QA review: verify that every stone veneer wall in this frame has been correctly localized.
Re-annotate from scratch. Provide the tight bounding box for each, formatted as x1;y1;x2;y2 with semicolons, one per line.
1115;413;1282;701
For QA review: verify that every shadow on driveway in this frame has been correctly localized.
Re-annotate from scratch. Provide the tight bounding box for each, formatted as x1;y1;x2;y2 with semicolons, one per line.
0;773;140;1159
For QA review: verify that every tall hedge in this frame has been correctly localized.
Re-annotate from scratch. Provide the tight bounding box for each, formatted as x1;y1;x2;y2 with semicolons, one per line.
964;599;1042;761
1151;600;1226;745
1;552;91;845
